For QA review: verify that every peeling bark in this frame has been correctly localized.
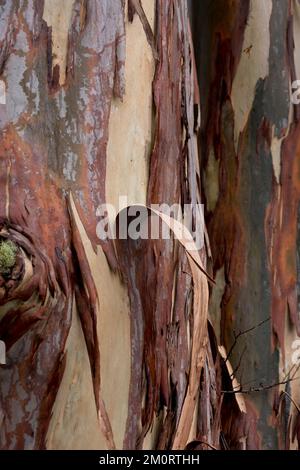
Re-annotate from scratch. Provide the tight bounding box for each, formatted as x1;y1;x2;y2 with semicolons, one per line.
0;0;125;449
0;0;299;451
195;0;300;449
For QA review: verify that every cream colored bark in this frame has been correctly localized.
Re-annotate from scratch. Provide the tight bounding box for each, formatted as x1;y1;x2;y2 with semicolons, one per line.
46;0;155;450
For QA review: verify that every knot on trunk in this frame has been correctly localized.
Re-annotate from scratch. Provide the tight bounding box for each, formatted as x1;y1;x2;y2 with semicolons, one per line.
0;238;24;300
0;221;60;351
0;240;18;275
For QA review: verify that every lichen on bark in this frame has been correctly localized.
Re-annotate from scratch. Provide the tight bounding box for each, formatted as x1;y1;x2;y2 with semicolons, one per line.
0;240;17;275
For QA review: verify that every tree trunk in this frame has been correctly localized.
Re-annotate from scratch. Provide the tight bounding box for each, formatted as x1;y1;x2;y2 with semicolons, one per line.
195;0;300;450
0;0;299;451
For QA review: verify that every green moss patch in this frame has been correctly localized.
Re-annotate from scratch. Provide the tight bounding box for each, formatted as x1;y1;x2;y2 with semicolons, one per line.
0;240;18;275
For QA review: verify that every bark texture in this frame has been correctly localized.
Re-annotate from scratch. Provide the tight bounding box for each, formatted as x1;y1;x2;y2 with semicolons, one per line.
0;0;299;451
195;0;300;449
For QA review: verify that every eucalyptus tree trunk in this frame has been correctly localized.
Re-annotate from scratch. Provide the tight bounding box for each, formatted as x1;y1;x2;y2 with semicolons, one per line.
0;0;299;452
194;0;300;450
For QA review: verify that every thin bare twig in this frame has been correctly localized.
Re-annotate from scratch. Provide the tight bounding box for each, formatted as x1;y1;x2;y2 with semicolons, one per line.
226;317;270;362
230;345;247;378
289;362;300;381
221;375;300;395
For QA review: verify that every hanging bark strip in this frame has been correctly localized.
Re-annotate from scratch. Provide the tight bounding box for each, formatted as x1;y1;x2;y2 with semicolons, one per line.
111;0;206;449
115;207;209;450
114;0;234;450
127;0;158;60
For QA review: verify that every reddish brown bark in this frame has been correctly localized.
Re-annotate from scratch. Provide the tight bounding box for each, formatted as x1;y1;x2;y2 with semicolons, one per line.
194;0;300;449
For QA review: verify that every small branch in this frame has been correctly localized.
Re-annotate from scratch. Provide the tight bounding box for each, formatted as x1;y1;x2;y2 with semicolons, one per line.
222;375;300;395
230;345;247;378
225;317;270;362
287;362;300;381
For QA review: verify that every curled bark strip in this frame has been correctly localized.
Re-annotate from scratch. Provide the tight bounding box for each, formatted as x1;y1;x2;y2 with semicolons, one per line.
112;0;216;450
116;211;191;449
128;0;158;61
116;206;209;450
171;234;208;449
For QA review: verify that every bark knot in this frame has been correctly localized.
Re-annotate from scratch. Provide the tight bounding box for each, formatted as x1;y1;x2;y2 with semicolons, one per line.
0;239;17;275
